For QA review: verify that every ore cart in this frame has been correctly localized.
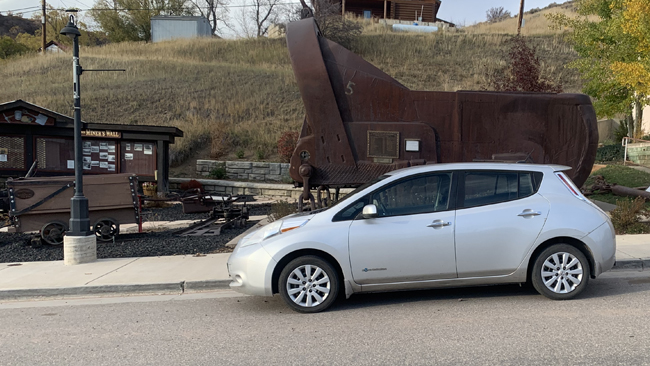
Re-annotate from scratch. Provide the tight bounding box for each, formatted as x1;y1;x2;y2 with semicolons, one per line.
5;174;139;245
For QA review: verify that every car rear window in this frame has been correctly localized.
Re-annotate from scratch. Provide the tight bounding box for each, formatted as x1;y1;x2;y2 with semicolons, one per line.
460;171;543;209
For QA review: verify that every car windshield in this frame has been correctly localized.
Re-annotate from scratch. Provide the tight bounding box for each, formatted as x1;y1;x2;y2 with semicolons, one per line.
322;175;390;211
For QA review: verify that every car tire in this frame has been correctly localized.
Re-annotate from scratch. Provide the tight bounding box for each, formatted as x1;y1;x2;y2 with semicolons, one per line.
279;255;339;313
532;244;590;300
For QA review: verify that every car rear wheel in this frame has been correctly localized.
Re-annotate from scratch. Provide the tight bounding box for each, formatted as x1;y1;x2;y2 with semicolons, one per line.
532;244;590;300
279;255;339;313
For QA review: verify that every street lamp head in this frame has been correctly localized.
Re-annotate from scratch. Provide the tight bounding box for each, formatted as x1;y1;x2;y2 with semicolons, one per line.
60;15;81;39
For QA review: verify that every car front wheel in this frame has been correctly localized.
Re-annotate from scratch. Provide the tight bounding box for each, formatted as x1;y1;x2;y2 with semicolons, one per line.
532;244;590;300
279;255;339;313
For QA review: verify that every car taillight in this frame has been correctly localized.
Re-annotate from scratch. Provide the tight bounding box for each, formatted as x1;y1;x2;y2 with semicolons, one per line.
555;172;586;200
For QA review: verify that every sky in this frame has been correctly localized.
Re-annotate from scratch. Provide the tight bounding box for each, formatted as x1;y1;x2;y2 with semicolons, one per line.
0;0;572;30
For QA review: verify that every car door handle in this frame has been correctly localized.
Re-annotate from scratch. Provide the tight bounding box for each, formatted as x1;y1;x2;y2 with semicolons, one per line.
518;210;542;217
428;220;451;228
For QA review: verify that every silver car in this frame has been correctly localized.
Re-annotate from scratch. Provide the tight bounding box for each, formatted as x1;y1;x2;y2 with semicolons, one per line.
227;163;616;313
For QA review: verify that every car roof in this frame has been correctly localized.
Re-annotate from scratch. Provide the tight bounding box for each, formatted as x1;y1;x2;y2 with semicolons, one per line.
385;162;570;178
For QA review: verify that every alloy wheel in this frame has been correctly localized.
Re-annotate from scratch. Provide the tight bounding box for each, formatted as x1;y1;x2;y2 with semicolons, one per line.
286;264;331;308
541;252;583;294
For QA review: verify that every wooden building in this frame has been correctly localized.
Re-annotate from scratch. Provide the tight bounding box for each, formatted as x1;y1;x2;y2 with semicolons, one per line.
0;100;183;192
341;0;453;25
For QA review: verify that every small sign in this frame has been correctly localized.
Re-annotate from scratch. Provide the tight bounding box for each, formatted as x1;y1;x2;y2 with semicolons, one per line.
108;155;115;162
67;160;74;169
405;140;420;152
100;162;108;169
125;153;134;160
144;144;153;155
126;143;131;151
81;130;121;138
35;114;48;126
134;144;143;151
99;152;108;160
108;164;116;171
0;154;7;162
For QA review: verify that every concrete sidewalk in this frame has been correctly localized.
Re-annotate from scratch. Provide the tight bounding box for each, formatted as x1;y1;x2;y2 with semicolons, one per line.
1;235;649;301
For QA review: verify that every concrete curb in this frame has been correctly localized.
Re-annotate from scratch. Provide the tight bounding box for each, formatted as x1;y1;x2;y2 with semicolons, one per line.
0;280;231;301
611;259;649;271
1;261;646;301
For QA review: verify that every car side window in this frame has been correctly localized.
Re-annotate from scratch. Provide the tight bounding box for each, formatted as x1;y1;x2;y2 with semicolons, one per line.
370;173;453;217
461;171;543;209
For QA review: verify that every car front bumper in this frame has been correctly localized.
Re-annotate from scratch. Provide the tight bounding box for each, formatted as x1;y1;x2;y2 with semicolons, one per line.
227;243;276;297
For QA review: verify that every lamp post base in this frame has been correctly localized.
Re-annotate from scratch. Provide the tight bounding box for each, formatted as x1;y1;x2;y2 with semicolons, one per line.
64;234;97;265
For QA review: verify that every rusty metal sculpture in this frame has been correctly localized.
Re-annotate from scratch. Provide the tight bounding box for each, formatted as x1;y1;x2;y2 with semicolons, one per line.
286;18;598;209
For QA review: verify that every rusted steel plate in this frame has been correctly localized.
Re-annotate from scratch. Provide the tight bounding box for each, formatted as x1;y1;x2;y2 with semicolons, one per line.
287;18;598;188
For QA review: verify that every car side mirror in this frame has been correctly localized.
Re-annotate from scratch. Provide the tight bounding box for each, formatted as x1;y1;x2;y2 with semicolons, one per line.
361;204;378;219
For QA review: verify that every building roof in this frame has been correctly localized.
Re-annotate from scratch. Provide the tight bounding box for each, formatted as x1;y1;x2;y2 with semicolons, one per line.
0;99;183;137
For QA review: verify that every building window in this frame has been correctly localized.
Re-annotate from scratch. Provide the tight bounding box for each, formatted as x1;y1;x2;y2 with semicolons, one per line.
0;136;25;170
364;10;372;19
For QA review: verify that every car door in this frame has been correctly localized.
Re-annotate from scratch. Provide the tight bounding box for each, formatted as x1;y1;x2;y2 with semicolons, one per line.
454;170;549;278
347;172;458;284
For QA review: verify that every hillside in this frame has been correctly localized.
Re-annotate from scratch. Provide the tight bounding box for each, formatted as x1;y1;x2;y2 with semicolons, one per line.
0;14;39;38
0;32;582;167
463;1;590;35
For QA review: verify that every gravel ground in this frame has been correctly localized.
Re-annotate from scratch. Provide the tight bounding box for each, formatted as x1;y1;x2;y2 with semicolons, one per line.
0;203;271;263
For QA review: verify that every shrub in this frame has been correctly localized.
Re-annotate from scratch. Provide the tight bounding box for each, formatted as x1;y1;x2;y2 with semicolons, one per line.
236;149;245;159
209;167;227;179
277;131;299;163
615;120;629;142
610;197;650;234
179;179;203;192
595;144;624;162
256;149;266;161
487;36;563;93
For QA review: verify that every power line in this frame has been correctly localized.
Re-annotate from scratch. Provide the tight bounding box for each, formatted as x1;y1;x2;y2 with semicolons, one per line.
1;5;41;12
1;2;301;13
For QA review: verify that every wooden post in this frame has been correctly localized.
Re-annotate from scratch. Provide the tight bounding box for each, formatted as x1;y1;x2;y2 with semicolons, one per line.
384;0;387;19
517;0;525;35
342;0;346;16
41;0;46;54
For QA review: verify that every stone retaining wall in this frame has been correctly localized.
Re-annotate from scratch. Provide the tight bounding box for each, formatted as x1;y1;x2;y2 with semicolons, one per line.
170;178;303;199
169;178;354;200
196;160;291;182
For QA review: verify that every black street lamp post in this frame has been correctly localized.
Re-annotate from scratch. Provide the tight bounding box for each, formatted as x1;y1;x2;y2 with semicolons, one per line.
61;15;93;242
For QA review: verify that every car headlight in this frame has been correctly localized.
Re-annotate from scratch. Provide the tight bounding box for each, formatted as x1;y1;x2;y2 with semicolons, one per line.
239;217;310;248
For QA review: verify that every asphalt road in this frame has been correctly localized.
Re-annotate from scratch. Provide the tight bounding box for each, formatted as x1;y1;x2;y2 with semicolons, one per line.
1;271;650;366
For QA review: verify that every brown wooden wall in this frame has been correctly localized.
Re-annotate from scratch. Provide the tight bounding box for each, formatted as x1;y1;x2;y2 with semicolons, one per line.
341;0;440;21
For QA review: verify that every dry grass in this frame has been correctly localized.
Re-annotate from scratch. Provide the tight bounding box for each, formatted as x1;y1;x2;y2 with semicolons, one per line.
0;29;582;167
463;2;588;35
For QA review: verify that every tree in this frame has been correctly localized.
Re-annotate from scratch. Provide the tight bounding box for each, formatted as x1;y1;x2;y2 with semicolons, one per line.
548;0;648;137
310;0;360;48
234;0;282;38
488;36;563;93
251;0;282;37
188;0;229;35
14;7;107;51
0;36;29;59
486;6;511;23
611;0;650;134
90;0;190;42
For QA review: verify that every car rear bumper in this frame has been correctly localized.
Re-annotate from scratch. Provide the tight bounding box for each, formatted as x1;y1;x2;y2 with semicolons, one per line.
584;221;616;277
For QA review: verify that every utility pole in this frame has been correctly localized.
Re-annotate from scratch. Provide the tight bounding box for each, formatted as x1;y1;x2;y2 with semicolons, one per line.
41;0;46;54
517;0;525;35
